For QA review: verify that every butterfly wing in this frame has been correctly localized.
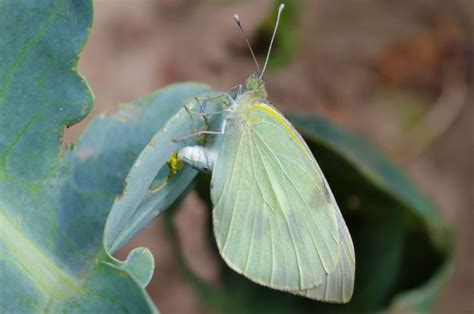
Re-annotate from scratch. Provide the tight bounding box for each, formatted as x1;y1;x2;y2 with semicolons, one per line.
295;207;355;302
211;103;353;294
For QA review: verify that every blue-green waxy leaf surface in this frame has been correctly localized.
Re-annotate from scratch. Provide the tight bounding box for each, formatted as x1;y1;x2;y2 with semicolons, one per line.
109;247;155;288
57;80;217;308
0;1;210;312
64;82;214;266
102;87;223;253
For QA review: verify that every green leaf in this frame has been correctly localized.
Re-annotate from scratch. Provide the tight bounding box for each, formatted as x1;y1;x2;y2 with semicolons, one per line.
173;115;453;313
66;78;227;298
0;1;169;311
103;87;224;253
111;247;155;288
66;83;214;258
389;256;454;313
61;81;216;302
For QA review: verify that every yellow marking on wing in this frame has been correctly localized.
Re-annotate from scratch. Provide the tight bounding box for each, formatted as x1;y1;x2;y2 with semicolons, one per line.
253;104;311;156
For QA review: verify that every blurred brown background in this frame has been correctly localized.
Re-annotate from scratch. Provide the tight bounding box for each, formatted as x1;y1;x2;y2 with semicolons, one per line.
67;0;473;312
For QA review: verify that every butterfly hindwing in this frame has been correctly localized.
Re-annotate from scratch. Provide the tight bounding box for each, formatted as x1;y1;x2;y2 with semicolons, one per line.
211;103;344;291
294;206;355;302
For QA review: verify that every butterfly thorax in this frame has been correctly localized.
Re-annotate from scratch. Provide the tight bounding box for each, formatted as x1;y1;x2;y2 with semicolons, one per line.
237;73;268;105
225;74;271;128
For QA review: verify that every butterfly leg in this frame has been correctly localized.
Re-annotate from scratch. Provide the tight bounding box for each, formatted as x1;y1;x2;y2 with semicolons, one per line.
183;96;226;135
172;119;227;142
183;102;205;134
196;84;241;103
186;94;234;116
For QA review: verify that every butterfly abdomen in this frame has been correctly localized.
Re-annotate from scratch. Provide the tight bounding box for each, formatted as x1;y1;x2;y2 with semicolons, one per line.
178;145;216;173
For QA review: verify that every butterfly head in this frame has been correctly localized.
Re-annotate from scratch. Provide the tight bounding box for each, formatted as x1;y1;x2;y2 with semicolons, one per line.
243;73;267;102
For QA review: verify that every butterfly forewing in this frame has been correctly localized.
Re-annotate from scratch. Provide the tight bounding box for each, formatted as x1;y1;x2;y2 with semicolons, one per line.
211;102;342;291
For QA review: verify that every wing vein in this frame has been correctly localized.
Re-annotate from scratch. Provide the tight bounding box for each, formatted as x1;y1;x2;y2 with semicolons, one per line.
248;133;279;285
254;131;336;273
244;132;259;273
253;140;305;289
280;165;319;284
221;132;245;253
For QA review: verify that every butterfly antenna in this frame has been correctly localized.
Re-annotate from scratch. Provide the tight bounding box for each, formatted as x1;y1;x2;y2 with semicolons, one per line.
260;3;285;79
234;14;260;74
